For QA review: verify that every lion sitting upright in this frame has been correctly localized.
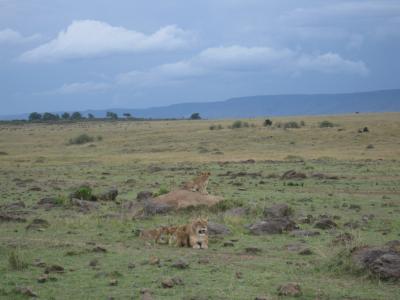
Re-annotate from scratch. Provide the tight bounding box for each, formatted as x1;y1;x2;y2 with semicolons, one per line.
182;171;211;194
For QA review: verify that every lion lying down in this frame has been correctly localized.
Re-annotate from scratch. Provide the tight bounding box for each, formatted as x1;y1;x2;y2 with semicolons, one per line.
139;218;208;249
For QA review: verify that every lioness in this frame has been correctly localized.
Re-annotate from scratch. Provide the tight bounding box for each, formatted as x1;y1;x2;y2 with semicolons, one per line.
182;171;211;194
174;217;208;249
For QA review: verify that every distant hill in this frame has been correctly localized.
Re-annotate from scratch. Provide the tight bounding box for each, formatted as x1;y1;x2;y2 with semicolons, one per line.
2;89;400;120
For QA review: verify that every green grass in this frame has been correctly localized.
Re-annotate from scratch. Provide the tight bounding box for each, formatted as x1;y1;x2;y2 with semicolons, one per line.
0;113;399;299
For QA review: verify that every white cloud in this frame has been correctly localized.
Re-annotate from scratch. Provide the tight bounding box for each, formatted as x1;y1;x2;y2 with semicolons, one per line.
116;45;368;87
20;20;193;62
0;28;40;44
44;82;111;95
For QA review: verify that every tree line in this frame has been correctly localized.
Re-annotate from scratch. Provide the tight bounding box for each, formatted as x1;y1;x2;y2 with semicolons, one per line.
28;111;133;122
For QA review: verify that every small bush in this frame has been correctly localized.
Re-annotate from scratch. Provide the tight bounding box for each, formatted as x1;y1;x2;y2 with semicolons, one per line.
300;120;306;126
231;120;243;129
68;134;94;145
283;121;300;129
96;135;103;141
209;124;223;130
263;119;273;127
319;120;336;128
153;186;169;197
70;185;96;201
8;250;28;271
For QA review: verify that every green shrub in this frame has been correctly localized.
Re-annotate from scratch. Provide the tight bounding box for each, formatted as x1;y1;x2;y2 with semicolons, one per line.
68;133;94;145
231;120;243;128
154;186;169;197
319;120;336;128
70;185;96;201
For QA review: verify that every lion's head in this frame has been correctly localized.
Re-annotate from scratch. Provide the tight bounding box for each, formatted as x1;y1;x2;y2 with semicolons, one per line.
191;217;208;236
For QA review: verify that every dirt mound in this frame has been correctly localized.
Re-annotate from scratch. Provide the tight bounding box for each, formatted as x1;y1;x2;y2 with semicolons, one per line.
150;189;222;211
281;170;307;180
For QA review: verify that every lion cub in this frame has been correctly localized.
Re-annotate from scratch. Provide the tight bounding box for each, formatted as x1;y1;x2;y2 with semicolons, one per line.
182;171;211;194
139;218;209;249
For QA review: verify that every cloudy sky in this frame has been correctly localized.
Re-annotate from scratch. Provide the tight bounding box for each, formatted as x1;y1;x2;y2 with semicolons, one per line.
1;0;399;115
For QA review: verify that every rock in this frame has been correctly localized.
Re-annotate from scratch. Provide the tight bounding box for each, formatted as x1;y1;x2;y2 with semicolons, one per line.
386;240;400;252
44;264;64;274
149;256;160;266
140;288;153;300
89;259;99;267
290;230;320;238
281;170;307;180
198;257;210;264
314;218;337;230
71;198;99;213
235;271;243;279
332;232;354;245
208;222;231;236
26;218;50;231
352;246;400;280
171;259;189;269
344;221;360;229
92;246;107;253
297;215;315;224
349;204;361;211
277;282;302;297
249;218;297;235
37;197;60;208
137;191;153;201
1;201;26;210
128;262;136;269
245;247;262;254
311;173;339;180
161;277;183;288
15;286;38;297
299;248;313;255
0;213;26;223
224;207;248;217
285;244;304;252
254;297;270;300
263;204;292;218
143;199;173;216
109;279;118;286
37;274;49;283
98;188;118;201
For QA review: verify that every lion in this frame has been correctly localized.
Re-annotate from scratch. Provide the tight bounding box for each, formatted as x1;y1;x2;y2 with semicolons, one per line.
139;226;177;245
173;218;209;249
182;171;211;194
139;218;209;249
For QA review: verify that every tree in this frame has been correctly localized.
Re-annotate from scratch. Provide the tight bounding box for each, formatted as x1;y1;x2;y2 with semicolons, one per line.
70;111;83;120
61;112;70;120
28;112;42;121
263;119;273;127
106;111;118;120
190;112;201;120
123;113;132;118
88;113;95;119
42;112;59;121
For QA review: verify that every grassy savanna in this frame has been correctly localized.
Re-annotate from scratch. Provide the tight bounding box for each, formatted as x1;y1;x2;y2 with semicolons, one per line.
0;112;399;299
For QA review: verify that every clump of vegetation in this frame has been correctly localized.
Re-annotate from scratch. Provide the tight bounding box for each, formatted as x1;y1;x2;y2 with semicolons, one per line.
190;113;201;120
263;119;273;127
70;185;96;201
319;120;337;128
283;121;301;129
230;120;249;129
209;124;223;130
68;134;95;145
153;186;169;197
96;135;103;141
8;250;28;271
0;151;8;155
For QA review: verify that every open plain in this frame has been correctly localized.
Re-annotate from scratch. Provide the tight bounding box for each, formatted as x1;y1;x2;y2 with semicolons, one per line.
0;113;399;299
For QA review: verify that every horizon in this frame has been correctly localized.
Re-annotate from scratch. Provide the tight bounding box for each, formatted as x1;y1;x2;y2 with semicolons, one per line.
1;1;400;115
